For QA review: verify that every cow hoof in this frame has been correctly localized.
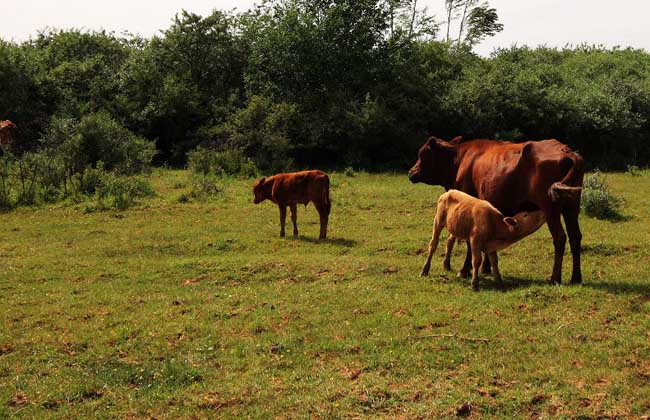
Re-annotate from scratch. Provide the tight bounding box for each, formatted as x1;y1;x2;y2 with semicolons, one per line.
458;270;470;279
471;283;480;291
570;275;582;285
420;270;430;277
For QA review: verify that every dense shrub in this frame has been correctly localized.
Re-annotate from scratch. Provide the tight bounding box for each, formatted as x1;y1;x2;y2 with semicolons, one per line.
43;113;156;175
581;171;624;220
187;147;258;178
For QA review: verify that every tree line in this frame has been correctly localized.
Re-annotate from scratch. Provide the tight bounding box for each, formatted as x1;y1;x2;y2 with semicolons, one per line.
1;0;649;173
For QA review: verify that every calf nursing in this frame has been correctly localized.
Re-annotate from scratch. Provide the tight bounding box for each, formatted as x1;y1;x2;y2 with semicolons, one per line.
421;190;545;290
253;170;331;240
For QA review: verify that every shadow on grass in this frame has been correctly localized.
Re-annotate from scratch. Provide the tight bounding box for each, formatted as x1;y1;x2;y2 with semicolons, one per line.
290;235;357;247
582;280;650;296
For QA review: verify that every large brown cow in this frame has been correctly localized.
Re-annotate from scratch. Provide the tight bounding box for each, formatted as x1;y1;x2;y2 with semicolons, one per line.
408;136;584;285
0;120;17;152
253;170;331;240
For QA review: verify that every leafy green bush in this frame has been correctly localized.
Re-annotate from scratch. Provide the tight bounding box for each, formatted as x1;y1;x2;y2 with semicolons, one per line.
94;174;155;211
582;171;624;220
187;147;258;178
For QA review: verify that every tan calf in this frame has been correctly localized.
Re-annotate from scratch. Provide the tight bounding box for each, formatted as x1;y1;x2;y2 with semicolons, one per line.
420;190;545;290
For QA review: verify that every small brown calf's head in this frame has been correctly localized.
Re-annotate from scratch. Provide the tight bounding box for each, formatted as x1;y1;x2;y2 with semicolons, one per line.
253;177;267;204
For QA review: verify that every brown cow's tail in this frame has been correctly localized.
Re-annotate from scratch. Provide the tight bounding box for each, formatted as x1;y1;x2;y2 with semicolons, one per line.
549;151;584;204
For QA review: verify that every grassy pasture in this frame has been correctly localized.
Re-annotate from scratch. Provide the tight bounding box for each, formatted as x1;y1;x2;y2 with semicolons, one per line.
1;169;650;419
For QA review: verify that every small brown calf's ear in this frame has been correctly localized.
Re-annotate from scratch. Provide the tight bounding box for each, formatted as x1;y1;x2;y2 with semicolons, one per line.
449;136;463;144
503;217;517;227
258;177;266;185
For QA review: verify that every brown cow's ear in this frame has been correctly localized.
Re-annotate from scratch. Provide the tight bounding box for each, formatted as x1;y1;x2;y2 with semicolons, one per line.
449;136;463;144
258;177;266;185
503;217;517;227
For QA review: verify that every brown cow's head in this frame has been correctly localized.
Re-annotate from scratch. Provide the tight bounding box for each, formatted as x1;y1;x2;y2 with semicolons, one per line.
253;177;267;204
408;136;460;186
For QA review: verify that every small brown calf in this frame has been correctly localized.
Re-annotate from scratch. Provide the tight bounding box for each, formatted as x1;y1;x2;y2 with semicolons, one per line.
253;170;331;240
420;190;545;290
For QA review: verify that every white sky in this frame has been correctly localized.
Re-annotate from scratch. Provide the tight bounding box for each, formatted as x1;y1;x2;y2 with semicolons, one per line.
2;0;649;56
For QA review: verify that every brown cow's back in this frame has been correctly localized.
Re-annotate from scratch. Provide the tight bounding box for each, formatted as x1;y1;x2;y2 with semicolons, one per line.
455;139;583;216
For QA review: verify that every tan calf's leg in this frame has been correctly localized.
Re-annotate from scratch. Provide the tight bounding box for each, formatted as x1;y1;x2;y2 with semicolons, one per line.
421;219;443;277
488;252;501;283
470;239;482;291
443;235;456;271
290;204;298;237
279;205;287;237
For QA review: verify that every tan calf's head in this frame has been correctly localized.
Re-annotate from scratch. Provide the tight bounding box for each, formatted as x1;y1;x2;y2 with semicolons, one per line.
253;177;267;204
503;210;546;237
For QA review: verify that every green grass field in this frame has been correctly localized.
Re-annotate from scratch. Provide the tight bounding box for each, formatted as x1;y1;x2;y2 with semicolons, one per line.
1;169;650;419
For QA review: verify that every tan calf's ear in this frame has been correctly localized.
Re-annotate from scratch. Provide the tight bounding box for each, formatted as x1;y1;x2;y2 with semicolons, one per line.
503;217;517;227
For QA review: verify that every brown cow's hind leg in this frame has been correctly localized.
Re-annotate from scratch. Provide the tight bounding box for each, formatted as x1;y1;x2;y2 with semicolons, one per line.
279;205;287;237
290;204;299;237
546;209;566;285
563;205;583;284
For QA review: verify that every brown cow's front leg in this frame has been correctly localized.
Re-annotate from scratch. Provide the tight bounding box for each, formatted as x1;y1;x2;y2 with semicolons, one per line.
290;204;299;237
279;204;287;237
563;204;583;284
459;242;471;279
546;209;566;285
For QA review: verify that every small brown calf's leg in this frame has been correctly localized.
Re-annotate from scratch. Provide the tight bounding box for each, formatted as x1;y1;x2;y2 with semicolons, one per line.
279;204;287;237
290;204;299;237
315;203;328;240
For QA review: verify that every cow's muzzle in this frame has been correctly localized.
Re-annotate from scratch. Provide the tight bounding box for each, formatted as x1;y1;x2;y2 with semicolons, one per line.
407;167;421;183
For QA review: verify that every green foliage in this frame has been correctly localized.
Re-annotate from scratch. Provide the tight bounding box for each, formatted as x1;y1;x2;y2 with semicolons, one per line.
48;113;156;175
91;173;155;211
187;147;258;178
2;3;650;171
582;171;624;220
